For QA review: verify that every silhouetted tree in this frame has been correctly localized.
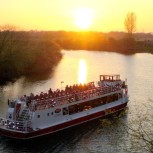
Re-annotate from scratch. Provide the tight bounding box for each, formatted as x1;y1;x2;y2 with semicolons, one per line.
124;12;136;37
123;12;137;53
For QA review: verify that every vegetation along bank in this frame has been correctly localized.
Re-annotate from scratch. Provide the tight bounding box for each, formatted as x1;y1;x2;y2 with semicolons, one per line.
0;29;153;84
0;30;62;84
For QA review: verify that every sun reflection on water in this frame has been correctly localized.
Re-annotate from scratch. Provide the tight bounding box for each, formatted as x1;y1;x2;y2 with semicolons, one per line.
78;59;87;84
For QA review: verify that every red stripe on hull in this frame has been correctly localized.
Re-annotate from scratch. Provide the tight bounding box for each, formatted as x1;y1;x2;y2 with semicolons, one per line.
0;102;127;139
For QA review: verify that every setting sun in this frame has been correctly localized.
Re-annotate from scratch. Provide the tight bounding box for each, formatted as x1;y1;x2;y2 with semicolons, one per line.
74;8;94;29
1;1;153;32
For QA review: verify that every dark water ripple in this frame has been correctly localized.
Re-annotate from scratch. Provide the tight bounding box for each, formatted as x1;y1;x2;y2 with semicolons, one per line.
0;115;126;153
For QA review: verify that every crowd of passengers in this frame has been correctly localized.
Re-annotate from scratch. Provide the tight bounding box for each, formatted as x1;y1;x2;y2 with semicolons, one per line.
20;82;95;103
20;81;122;106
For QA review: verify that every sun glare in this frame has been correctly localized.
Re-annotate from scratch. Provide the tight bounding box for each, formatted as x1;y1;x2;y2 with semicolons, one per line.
74;8;94;29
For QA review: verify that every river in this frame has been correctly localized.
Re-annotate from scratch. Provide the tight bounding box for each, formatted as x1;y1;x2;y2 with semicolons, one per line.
0;50;153;153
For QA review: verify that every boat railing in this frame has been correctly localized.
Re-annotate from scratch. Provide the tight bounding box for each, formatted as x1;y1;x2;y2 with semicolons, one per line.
31;85;121;110
0;103;36;132
0;117;31;132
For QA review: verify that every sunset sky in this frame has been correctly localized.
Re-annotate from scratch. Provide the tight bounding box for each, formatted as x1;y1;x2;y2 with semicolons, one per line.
0;0;153;32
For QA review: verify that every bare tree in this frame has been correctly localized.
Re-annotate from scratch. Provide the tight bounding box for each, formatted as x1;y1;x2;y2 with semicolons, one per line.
124;12;136;36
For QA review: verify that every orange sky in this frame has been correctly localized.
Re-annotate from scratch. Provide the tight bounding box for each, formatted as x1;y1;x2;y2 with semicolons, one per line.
0;0;153;32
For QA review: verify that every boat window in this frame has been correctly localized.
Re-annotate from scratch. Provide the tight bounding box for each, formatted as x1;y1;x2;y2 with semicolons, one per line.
119;93;122;99
68;105;79;115
63;107;69;115
83;105;92;111
113;93;118;101
66;92;121;115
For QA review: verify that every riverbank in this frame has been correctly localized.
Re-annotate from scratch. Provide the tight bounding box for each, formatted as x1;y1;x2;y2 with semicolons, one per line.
0;31;62;84
55;31;153;54
0;30;153;84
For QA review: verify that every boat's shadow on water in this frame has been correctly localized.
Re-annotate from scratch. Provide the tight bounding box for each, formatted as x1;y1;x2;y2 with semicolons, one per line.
0;122;99;153
0;109;128;153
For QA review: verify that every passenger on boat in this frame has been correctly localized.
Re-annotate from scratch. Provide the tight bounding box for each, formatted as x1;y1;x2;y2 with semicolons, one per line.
65;85;69;92
20;96;25;101
43;93;48;99
22;95;27;102
30;93;34;100
60;90;65;96
122;81;126;88
48;88;53;95
40;92;44;99
33;94;38;100
26;96;31;106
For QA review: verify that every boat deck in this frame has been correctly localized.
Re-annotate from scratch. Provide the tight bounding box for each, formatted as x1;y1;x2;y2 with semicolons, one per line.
34;85;122;110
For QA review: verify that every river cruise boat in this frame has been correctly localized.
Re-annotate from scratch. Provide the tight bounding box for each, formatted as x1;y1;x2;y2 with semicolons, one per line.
0;75;129;139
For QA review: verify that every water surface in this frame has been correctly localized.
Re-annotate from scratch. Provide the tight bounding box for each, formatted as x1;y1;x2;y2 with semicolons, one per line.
0;50;153;153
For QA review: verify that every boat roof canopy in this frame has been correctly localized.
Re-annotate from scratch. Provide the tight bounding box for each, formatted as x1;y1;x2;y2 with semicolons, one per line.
99;75;120;81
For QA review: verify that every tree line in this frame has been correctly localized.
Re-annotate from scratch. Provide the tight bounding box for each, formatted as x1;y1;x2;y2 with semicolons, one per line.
0;26;62;84
56;31;153;54
0;29;153;84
